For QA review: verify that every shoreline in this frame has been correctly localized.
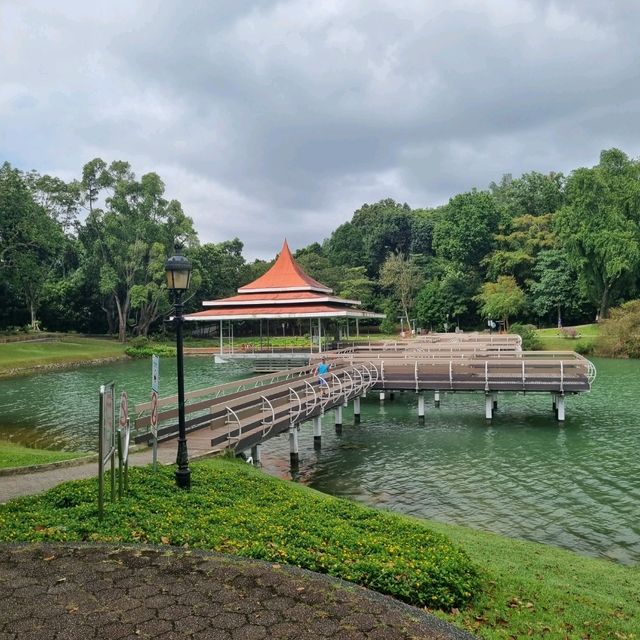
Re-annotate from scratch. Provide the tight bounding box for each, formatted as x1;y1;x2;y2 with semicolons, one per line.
0;354;131;379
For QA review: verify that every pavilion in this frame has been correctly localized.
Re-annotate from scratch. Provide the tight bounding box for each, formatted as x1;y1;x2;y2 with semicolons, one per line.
184;240;384;352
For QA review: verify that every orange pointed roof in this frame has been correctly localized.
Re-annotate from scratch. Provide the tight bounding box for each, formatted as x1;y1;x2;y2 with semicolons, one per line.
238;239;333;294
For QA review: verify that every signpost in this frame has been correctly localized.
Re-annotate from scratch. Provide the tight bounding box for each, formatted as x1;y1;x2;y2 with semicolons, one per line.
117;391;130;498
151;356;159;470
98;382;116;520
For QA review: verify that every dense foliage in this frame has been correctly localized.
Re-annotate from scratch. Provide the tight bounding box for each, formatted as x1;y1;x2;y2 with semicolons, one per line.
2;148;640;339
0;460;480;609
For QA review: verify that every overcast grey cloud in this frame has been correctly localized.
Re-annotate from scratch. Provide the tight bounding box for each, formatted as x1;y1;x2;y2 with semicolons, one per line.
2;0;640;257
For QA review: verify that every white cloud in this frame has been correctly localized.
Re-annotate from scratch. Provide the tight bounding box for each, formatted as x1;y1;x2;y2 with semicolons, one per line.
2;0;640;259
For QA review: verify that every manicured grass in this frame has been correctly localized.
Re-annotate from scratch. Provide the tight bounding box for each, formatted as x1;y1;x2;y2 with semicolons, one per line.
0;459;478;610
0;441;83;469
426;520;640;640
0;336;127;375
0;459;638;639
535;324;599;353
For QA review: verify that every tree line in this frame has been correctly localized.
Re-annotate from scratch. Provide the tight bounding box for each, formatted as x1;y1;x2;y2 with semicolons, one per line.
1;148;639;341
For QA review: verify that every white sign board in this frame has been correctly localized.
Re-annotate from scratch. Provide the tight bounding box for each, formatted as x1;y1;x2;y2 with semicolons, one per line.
151;355;159;393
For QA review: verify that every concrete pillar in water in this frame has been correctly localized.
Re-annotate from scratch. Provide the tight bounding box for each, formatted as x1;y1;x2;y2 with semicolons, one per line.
418;392;425;419
389;391;395;401
434;390;441;408
552;393;557;412
313;415;322;447
335;404;343;433
353;396;361;423
250;444;262;466
492;392;498;410
379;391;386;402
485;393;493;420
289;426;299;467
556;394;566;422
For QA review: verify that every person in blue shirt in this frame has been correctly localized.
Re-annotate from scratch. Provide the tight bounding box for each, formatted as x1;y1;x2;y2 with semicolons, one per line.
317;356;330;392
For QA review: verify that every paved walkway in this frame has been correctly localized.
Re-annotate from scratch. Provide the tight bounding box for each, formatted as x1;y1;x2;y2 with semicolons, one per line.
0;544;476;639
0;447;177;504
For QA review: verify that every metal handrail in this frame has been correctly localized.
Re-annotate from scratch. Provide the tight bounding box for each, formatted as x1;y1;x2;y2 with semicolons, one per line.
288;388;302;426
260;395;276;437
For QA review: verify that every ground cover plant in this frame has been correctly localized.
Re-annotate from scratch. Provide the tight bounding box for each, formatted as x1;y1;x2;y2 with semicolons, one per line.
0;336;127;375
0;459;479;610
0;441;83;469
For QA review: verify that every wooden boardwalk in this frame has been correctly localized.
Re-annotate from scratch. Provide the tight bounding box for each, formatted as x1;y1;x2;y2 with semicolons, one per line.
133;336;596;461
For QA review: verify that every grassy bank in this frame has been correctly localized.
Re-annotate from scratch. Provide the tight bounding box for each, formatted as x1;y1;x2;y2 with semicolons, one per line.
535;323;599;352
0;335;128;376
0;441;83;469
0;459;637;639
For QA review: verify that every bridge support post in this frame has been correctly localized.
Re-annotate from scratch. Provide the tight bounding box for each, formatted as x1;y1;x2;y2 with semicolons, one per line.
552;393;557;414
379;391;386;402
418;392;425;420
353;396;361;423
556;394;566;422
335;405;343;433
313;416;322;447
434;390;441;408
250;444;262;466
289;426;299;467
485;393;493;420
389;392;395;400
492;392;498;410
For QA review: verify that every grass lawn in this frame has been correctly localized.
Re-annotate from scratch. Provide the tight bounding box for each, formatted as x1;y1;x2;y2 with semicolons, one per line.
0;336;127;375
535;323;600;352
0;441;84;469
0;458;638;639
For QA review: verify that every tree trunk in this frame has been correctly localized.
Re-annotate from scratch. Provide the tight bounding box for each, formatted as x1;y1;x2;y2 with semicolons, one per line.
557;303;562;328
598;281;611;320
114;295;129;343
30;301;38;331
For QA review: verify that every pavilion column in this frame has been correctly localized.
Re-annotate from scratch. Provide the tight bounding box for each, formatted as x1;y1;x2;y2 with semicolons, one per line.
219;320;223;353
318;318;322;353
356;318;359;338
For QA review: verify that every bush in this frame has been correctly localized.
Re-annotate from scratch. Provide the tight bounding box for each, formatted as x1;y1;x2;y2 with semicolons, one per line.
574;340;594;356
560;327;578;339
125;344;176;358
598;300;640;358
0;461;480;610
128;335;150;348
509;323;540;350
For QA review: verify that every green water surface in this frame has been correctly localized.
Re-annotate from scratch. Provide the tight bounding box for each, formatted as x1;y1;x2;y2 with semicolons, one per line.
0;356;638;564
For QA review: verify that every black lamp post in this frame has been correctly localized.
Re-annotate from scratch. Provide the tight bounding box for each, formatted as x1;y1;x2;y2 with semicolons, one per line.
165;246;192;489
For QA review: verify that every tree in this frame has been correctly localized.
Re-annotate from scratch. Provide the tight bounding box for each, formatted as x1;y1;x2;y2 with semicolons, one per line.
379;253;423;326
0;163;65;329
483;213;555;284
433;191;500;269
490;171;565;219
598;299;640;358
555;149;640;319
529;249;583;327
80;159;197;341
474;276;526;330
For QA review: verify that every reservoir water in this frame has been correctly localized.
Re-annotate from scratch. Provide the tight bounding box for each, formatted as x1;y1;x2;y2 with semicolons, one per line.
1;356;638;564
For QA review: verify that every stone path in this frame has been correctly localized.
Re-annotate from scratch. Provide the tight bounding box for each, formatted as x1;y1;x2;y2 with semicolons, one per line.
0;544;476;640
0;447;176;504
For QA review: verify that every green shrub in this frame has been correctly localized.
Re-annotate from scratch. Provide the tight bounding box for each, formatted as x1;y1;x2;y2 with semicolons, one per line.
0;461;480;610
128;335;150;348
125;344;176;358
509;323;540;350
598;300;640;358
574;340;594;356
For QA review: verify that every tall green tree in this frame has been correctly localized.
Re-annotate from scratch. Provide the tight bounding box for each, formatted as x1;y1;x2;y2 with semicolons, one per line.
80;160;197;341
433;191;500;269
555;149;640;319
529;249;583;327
379;253;423;326
474;276;526;330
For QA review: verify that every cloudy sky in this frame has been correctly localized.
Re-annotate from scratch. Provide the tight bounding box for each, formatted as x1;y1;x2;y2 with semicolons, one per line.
2;1;640;258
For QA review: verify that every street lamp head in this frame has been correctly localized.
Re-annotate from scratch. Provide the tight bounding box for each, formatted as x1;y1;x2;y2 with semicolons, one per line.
165;246;192;292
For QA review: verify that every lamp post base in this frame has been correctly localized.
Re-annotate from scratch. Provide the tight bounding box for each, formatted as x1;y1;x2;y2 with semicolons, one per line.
175;467;191;489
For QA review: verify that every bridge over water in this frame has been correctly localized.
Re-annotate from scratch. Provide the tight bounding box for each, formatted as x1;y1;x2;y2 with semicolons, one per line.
134;335;596;466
